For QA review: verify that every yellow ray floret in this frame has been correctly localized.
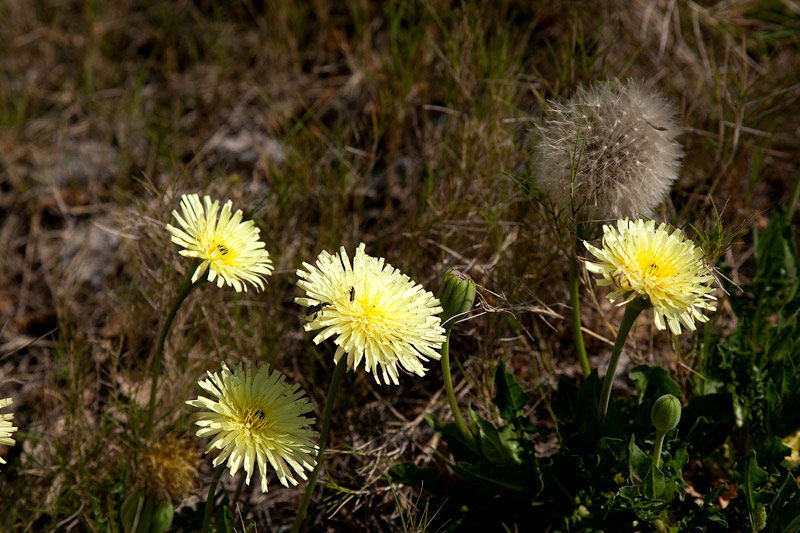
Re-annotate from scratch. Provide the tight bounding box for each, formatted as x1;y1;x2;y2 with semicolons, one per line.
187;362;318;492
584;218;717;335
166;193;273;292
296;243;446;385
0;398;17;471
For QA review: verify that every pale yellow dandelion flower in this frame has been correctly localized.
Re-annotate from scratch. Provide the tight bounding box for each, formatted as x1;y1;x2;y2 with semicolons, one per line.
295;243;446;385
584;219;716;335
0;398;18;471
187;362;318;492
166;193;273;292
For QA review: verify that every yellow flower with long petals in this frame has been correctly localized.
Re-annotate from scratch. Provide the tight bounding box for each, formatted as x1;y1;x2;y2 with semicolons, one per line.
186;362;318;492
166;194;273;292
584;219;716;335
296;243;446;385
0;398;17;471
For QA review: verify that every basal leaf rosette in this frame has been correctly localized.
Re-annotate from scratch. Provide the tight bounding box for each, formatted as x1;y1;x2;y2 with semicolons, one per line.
186;362;318;492
166;193;273;292
296;243;446;385
584;219;716;335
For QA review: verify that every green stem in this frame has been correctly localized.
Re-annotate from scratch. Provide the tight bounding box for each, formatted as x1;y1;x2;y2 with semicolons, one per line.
440;329;472;443
231;471;245;512
786;170;800;226
201;462;225;533
291;356;348;533
569;251;590;378
598;303;644;430
652;430;666;469
144;275;200;438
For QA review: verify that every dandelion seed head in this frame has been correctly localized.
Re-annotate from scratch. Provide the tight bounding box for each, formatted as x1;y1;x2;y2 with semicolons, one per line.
535;80;683;222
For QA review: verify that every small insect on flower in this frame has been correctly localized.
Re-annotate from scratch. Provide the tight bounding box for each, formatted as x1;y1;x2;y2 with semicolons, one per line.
186;362;318;492
305;301;330;320
166;193;274;292
295;243;446;385
584;218;717;335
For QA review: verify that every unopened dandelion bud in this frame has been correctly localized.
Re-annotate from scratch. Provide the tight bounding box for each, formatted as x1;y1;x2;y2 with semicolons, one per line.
149;500;173;533
651;394;682;434
753;503;767;531
437;269;476;329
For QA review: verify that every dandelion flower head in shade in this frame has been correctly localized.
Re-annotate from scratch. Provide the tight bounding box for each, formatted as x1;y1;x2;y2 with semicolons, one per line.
186;362;318;492
0;398;17;471
584;219;717;335
295;243;446;385
166;193;273;292
534;79;683;222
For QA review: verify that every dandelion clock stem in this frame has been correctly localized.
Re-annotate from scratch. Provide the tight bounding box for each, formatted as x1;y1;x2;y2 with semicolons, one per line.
598;302;645;430
144;274;201;438
201;462;225;533
569;250;590;378
291;355;348;533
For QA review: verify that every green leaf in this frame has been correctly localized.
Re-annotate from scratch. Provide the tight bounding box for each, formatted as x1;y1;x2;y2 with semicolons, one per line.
215;504;235;533
629;365;681;404
426;413;481;463
734;451;771;532
641;461;666;500
553;377;579;420
767;474;800;533
469;409;516;464
388;462;443;495
493;362;530;420
628;435;650;485
679;393;735;456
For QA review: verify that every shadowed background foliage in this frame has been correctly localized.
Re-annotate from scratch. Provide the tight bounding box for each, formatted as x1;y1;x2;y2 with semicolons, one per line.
0;0;798;530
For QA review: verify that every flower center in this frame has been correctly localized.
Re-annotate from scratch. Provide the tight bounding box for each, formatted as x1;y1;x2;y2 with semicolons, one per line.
207;238;238;265
351;289;389;333
241;406;275;437
634;247;676;281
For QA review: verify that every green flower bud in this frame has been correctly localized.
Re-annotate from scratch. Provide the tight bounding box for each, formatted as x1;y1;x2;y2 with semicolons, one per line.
149;499;174;533
753;502;767;531
437;269;476;329
651;394;682;433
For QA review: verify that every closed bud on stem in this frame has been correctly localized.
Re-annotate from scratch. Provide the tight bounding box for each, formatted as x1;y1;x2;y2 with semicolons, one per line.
651;394;682;434
437;269;476;329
